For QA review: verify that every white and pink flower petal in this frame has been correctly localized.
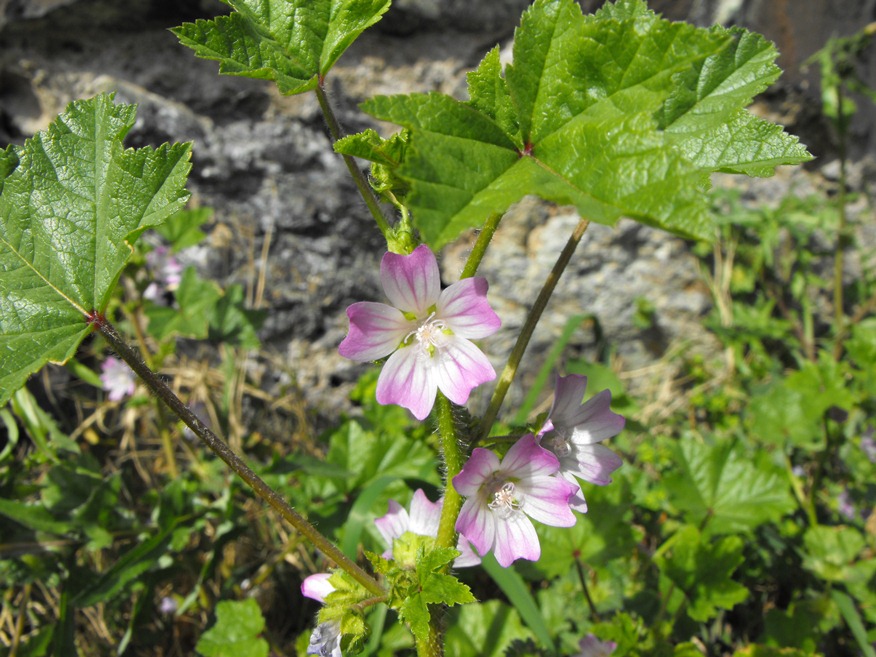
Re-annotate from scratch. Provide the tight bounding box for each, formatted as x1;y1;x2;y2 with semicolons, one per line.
521;475;578;527
453;448;500;496
567;390;626;445
380;245;440;316
493;515;540;567
454;535;482;568
301;573;334;603
338;302;412;361
408;489;442;536
567;444;623;486
434;337;496;406
456;496;496;557
376;346;439;420
436;277;501;339
501;434;560;479
548;374;589;428
374;499;410;556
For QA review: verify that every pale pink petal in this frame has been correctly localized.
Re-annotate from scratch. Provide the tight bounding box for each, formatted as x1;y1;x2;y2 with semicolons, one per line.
338;301;412;362
374;500;410;557
522;475;577;527
548;374;589;428
568;444;623;485
100;357;136;401
436;278;501;339
453;535;482;568
567;390;626;445
376;346;438;420
563;473;589;513
578;634;617;657
493;514;540;567
301;573;334;603
408;489;442;536
456;496;495;557
501;434;559;479
380;245;440;316
453;448;500;496
433;337;496;406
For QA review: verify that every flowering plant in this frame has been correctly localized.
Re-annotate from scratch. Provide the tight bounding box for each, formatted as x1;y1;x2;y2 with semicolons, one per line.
0;0;841;656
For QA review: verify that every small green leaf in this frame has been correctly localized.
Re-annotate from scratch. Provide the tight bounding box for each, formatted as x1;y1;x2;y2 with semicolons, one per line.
172;0;390;95
391;543;475;643
195;599;268;657
655;525;749;622
146;266;222;340
663;439;794;534
208;283;264;348
0;498;75;536
0;94;191;406
153;206;211;250
801;525;867;583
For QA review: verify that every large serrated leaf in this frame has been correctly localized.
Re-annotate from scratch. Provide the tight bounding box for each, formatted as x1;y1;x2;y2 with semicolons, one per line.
358;0;811;248
663;439;795;535
0;94;192;406
656;525;749;623
172;0;390;95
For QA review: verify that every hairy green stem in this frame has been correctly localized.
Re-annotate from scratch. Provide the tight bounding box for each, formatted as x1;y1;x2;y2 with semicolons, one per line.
416;618;443;657
314;79;392;236
460;212;503;279
435;393;463;552
95;318;384;598
476;217;591;443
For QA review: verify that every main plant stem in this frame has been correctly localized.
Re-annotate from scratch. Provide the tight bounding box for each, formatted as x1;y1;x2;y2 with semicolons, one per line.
95;317;384;598
314;78;392;237
435;393;463;552
477;217;591;443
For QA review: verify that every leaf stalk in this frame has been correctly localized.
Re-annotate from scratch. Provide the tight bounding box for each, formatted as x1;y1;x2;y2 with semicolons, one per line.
314;80;393;237
94;317;384;598
476;217;590;443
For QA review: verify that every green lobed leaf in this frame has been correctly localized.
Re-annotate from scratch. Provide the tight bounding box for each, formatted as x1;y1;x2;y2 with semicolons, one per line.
663;439;795;534
153;206;211;251
655;524;749;622
172;0;390;96
0;94;191;406
145;266;222;340
358;0;811;248
801;525;868;583
195;598;268;657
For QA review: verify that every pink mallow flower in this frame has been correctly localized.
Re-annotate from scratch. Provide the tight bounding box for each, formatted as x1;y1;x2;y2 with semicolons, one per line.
143;245;183;304
100;356;136;401
577;634;617;657
301;574;341;657
375;489;481;568
338;245;500;420
453;434;577;567
538;374;624;513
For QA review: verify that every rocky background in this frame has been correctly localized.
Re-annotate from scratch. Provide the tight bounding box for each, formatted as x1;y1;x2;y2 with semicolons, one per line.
1;0;874;423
